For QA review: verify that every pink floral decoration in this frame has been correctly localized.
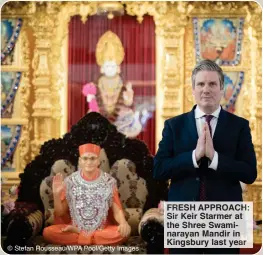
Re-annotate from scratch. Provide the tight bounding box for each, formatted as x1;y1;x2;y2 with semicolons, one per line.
82;82;99;112
89;99;99;112
82;83;97;96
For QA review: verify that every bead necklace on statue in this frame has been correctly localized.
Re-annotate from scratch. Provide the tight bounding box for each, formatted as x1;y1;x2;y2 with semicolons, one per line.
96;81;126;122
98;75;123;115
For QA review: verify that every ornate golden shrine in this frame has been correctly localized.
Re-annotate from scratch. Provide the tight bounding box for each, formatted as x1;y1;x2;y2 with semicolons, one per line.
2;1;262;242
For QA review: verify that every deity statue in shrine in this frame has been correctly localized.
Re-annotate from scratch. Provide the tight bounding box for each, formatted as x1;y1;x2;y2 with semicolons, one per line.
82;31;142;138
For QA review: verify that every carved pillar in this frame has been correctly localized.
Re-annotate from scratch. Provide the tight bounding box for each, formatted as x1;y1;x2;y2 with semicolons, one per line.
184;11;195;113
155;4;188;146
156;4;188;119
19;24;31;171
29;5;55;159
251;7;262;182
245;3;262;243
46;2;63;139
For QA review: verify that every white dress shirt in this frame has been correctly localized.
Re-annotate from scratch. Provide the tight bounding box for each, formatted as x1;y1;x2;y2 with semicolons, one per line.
192;105;221;170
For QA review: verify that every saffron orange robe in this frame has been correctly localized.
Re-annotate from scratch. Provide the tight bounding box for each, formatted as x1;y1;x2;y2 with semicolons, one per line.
43;171;127;245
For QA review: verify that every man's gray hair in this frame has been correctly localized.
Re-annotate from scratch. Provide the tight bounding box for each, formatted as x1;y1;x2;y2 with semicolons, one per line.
192;59;224;89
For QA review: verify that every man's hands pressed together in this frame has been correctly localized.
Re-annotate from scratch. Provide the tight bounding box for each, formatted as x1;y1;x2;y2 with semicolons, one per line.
205;122;215;161
195;122;215;162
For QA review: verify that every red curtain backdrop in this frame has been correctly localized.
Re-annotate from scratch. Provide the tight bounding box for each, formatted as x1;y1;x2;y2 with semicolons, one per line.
68;15;156;154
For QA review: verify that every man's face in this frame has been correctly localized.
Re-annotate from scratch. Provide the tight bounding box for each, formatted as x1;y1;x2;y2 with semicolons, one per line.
79;152;99;173
192;70;224;112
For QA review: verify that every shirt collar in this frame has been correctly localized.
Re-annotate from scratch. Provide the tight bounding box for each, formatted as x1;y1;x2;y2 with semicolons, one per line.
195;105;221;119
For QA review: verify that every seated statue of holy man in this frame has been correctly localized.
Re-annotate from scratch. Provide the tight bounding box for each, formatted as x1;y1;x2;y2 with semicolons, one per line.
43;143;131;245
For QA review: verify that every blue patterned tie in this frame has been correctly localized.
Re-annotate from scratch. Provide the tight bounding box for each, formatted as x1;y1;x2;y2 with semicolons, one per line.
199;115;213;201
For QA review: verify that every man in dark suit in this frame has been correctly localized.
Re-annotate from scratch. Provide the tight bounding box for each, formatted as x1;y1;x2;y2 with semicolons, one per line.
154;60;257;254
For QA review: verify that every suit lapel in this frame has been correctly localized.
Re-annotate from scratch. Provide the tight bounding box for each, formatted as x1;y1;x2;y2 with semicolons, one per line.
186;105;229;150
213;107;228;148
186;105;198;143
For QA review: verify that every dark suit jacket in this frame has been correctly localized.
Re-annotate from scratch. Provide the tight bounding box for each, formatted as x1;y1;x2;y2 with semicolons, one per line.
153;105;257;202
